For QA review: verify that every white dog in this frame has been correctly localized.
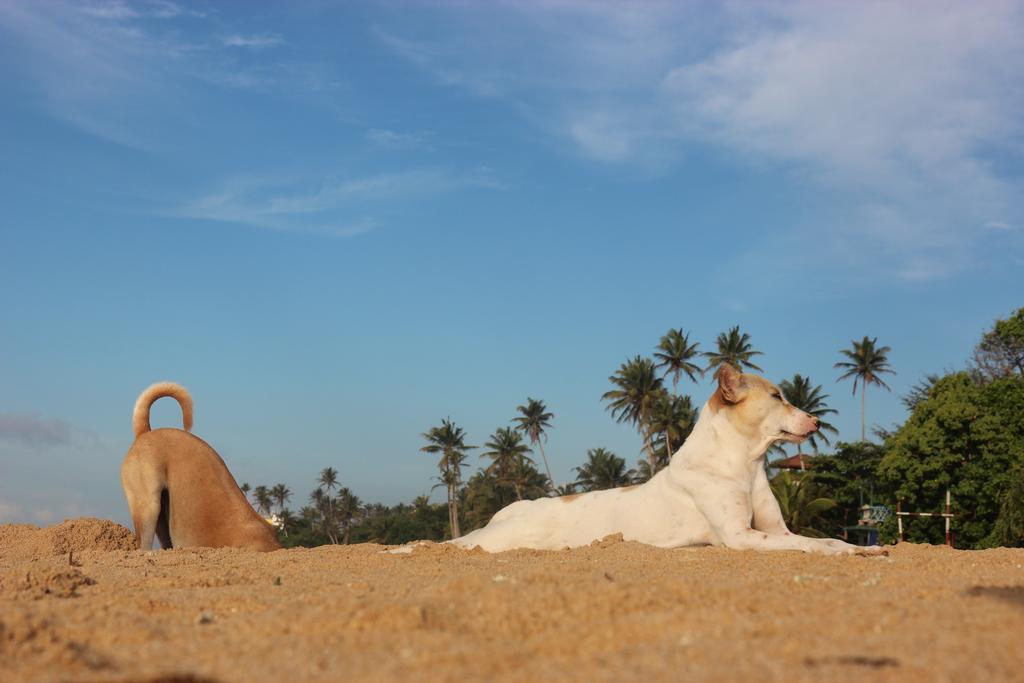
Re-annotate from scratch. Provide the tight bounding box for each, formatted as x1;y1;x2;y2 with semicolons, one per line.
453;365;884;556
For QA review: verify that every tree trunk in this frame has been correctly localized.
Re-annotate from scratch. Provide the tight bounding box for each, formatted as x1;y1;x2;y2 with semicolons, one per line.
537;441;555;495
646;429;657;472
861;383;867;442
448;482;461;539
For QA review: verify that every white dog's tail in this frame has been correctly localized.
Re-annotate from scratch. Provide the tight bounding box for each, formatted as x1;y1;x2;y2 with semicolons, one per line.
133;382;194;437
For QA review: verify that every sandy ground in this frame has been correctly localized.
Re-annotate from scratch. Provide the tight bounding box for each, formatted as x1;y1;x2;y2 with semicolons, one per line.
2;519;1023;682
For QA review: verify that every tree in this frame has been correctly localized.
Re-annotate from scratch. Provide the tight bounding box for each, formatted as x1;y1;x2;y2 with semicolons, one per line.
574;448;635;491
779;374;838;453
513;398;555;492
704;326;764;377
335;487;362;544
319;467;339;493
769;471;837;537
482;427;534;500
555;483;578;497
461;463;549;532
421;418;475;539
510;458;550;501
835;336;895;442
240;482;251;501
877;373;1024;548
654;329;703;392
806;442;888;534
972;307;1024;381
270;484;291;513
309;487;339;544
253;485;273;517
989;462;1024;547
602;356;665;471
646;391;697;467
902;374;941;411
461;471;509;532
276;508;296;538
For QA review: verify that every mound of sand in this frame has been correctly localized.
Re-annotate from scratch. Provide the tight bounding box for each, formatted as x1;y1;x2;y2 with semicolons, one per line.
0;518;134;565
2;518;1024;682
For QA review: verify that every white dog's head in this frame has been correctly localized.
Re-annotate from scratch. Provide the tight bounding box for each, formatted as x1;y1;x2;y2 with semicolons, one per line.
710;364;819;444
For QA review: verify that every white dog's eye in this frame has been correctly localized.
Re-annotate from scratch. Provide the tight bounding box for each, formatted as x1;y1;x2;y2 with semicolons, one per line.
772;393;783;401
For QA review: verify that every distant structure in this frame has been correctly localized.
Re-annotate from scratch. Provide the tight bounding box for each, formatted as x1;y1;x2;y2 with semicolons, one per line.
896;489;954;547
842;504;890;546
771;453;812;471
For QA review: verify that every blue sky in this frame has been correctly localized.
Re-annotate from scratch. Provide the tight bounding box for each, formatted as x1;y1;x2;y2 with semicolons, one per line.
1;0;1021;526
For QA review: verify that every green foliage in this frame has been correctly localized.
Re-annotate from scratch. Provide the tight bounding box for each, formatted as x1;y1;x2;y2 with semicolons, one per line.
806;442;888;536
647;392;698;466
877;373;1024;548
421;418;476;538
769;471;837;537
704;326;763;375
513;397;555;490
654;328;703;390
973;307;1024;381
481;426;534;500
459;465;548;532
575;448;635;491
602;356;665;469
835;336;895;441
989;462;1024;547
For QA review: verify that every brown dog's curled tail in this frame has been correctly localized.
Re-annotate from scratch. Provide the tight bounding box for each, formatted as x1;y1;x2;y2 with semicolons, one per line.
132;382;194;437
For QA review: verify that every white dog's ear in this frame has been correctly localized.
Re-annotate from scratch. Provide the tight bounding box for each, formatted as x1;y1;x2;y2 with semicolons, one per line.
717;363;746;403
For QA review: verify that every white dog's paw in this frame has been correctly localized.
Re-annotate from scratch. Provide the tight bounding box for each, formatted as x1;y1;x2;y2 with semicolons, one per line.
833;543;888;557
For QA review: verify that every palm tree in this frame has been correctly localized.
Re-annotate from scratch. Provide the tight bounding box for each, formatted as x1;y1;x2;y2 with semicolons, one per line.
240;482;251;502
513;398;555;492
253;485;273;517
646;391;697;468
310;487;340;544
270;484;291;513
336;487;362;544
482;427;534;500
319;467;339;493
555;483;578;497
654;329;703;392
769;471;837;537
704;326;763;376
835;336;895;442
602;356;665;471
276;508;296;538
421;418;476;539
574;448;636;491
779;374;838;454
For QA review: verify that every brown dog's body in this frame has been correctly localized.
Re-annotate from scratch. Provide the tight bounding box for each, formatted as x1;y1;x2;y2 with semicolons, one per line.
120;382;281;551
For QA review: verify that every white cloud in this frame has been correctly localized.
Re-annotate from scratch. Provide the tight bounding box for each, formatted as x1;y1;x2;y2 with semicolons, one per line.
378;0;1024;281
366;129;430;151
0;414;73;447
178;168;502;235
222;33;284;49
80;0;186;20
0;2;299;149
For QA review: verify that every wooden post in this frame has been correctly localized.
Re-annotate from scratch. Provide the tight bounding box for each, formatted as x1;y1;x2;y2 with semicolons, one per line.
896;500;903;541
945;488;952;547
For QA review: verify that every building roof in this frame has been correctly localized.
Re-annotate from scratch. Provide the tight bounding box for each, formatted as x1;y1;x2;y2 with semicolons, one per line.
771;453;812;470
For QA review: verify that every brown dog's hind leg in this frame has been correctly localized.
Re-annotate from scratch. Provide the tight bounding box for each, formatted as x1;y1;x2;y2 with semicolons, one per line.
155;489;173;549
121;458;162;550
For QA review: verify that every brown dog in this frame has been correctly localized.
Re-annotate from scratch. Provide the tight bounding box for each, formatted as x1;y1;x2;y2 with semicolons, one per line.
120;382;281;551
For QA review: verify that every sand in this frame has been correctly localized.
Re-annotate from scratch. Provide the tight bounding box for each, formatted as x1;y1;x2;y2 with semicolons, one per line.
2;519;1023;682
